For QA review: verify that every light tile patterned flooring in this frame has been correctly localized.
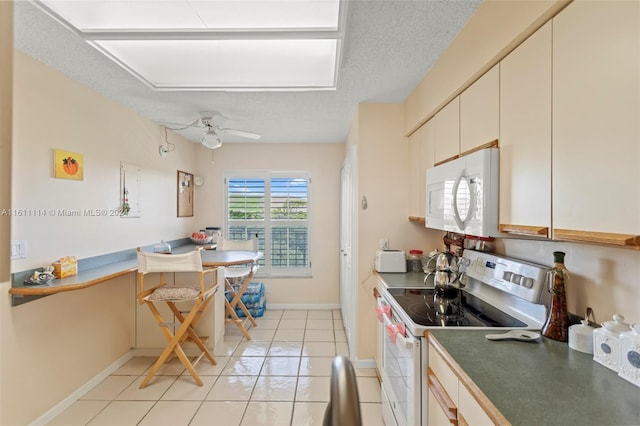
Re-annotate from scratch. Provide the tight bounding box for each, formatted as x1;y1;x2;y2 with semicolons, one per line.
48;309;383;426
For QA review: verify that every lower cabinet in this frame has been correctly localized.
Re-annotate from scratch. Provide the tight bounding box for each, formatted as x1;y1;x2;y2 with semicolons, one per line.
428;338;507;426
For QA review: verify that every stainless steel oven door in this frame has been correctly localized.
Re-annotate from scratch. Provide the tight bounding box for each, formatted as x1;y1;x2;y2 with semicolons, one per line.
378;296;422;426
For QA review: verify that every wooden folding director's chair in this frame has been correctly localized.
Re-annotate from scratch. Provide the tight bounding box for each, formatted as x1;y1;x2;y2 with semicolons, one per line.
136;247;219;388
218;238;259;340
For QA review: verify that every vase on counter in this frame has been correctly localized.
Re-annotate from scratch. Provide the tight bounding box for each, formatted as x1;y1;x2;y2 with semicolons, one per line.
542;251;570;342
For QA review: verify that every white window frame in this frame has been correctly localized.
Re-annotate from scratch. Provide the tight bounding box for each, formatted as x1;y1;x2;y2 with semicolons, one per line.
224;171;312;278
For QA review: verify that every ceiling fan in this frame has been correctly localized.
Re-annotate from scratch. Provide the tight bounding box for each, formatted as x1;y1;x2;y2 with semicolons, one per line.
163;111;261;150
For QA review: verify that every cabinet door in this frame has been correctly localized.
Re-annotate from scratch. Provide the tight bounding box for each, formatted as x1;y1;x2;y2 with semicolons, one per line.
460;65;499;155
434;97;460;164
498;21;552;238
458;384;495;426
428;385;458;426
421;120;435;218
408;127;422;218
552;0;640;245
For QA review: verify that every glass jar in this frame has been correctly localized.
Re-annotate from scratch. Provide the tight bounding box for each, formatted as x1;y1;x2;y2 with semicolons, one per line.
406;250;423;272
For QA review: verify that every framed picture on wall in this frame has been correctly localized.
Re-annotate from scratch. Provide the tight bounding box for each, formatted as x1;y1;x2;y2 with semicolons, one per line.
53;149;84;180
177;170;193;217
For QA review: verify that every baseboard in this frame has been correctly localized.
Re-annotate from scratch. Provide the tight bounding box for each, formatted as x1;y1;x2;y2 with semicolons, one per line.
354;358;377;370
31;350;135;426
132;346;213;357
267;303;341;310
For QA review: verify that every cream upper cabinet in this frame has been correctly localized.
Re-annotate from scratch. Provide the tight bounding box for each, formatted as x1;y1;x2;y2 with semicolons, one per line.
460;65;499;155
408;127;422;218
498;21;552;238
421;119;435;207
408;120;435;219
552;0;640;247
434;97;460;164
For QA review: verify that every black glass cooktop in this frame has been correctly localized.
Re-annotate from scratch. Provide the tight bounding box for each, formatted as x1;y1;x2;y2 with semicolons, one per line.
386;288;527;328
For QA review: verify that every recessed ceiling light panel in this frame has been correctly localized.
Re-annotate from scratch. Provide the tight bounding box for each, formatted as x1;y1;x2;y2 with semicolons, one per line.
94;39;338;89
38;0;340;31
35;0;346;91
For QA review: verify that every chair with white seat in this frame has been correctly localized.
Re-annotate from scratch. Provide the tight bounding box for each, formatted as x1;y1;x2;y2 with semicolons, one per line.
217;237;259;339
136;247;219;388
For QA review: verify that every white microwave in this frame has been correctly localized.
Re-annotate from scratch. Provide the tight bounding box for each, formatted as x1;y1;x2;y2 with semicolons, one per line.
425;148;499;237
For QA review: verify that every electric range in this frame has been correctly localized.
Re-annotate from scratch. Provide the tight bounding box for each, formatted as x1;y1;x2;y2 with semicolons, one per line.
377;249;551;426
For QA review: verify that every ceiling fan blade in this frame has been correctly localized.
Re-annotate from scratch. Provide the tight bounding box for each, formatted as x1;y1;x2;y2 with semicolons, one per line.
221;128;262;140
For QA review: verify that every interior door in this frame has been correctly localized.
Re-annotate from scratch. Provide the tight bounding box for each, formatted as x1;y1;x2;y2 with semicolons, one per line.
340;144;358;358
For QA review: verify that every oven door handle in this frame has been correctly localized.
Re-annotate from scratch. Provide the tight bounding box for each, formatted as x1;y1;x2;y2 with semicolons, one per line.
374;297;391;323
381;307;416;350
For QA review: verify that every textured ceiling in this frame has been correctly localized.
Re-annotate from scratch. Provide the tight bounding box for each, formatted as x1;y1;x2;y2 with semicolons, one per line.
13;0;481;145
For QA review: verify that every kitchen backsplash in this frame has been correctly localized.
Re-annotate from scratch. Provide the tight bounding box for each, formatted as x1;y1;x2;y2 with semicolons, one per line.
492;238;639;325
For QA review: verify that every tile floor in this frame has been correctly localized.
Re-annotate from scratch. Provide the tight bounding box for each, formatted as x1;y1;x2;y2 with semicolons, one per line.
48;309;383;426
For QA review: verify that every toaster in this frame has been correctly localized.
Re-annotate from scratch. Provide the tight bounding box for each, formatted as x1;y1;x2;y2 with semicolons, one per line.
375;250;407;273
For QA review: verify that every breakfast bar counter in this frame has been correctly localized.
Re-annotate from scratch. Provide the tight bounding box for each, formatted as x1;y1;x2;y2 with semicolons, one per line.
8;241;223;305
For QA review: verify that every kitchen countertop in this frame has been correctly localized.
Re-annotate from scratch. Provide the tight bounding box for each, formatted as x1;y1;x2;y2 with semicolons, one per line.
376;271;429;288
428;329;640;426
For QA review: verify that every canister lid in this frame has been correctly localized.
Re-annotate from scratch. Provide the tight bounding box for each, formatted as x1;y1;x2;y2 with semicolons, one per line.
569;320;594;336
601;314;631;334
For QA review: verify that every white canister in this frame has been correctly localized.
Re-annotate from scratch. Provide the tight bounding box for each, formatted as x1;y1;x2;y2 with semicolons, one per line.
593;314;631;372
618;323;640;388
569;320;594;354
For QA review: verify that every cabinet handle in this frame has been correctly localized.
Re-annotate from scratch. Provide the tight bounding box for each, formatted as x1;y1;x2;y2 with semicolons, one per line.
553;228;640;248
427;368;458;425
499;224;549;238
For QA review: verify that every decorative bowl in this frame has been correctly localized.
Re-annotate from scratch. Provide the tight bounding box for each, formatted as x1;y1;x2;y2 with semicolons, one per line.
190;236;213;245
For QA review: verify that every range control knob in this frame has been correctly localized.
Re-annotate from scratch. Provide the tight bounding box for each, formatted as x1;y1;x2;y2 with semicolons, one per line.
503;271;514;281
511;274;523;285
522;277;534;288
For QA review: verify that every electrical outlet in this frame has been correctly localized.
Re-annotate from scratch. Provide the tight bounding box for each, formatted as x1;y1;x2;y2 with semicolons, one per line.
10;240;28;260
380;238;389;250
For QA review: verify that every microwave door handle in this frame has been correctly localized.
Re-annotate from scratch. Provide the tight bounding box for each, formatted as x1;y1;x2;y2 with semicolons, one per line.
452;168;466;230
452;168;478;231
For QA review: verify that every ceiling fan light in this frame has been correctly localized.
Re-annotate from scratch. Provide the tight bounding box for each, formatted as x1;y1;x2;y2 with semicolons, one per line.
200;129;223;149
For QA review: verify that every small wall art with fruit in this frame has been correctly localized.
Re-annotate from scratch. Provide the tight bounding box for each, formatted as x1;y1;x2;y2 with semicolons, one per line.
53;149;83;180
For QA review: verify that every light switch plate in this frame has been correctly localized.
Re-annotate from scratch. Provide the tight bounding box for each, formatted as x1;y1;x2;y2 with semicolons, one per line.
10;240;27;260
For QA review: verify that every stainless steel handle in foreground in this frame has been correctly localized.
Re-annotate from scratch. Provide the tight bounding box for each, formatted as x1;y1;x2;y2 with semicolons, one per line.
323;355;362;426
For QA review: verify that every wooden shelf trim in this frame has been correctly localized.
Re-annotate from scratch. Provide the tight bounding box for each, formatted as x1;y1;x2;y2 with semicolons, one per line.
434;139;499;167
459;139;499;158
499;224;549;237
409;216;426;224
553;228;640;248
8;267;136;296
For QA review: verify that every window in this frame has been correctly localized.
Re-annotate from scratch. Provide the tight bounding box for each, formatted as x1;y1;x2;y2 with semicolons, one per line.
225;172;311;277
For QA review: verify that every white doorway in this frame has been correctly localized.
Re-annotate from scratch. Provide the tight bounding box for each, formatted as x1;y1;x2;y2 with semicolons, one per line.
340;144;358;359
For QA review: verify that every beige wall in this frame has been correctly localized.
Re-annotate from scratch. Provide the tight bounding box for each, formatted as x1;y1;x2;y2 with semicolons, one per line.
403;0;640;325
0;1;14;422
2;51;201;425
351;103;443;361
194;142;344;305
12;51;200;271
